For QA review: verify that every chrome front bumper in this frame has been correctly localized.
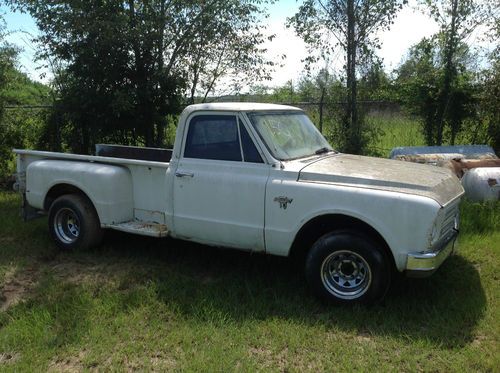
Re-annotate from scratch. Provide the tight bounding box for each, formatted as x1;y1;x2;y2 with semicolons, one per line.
406;230;458;277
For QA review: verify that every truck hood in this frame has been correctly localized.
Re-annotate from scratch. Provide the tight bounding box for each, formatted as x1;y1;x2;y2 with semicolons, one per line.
298;154;464;206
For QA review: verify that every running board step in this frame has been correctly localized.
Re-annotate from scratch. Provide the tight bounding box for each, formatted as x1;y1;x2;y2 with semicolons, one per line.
106;221;169;237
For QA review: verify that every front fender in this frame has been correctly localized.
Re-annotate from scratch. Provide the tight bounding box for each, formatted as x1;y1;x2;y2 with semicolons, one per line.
264;179;441;271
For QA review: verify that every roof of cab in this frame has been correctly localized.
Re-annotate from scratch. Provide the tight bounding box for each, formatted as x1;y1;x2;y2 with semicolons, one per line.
181;102;303;115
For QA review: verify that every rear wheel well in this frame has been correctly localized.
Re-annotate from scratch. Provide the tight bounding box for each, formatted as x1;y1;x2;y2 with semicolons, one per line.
289;214;396;270
44;184;93;213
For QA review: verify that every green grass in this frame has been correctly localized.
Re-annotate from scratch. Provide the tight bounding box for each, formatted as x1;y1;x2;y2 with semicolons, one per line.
0;191;499;371
366;114;426;157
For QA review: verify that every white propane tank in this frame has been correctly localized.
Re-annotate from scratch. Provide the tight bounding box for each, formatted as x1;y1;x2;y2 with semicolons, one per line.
461;167;500;202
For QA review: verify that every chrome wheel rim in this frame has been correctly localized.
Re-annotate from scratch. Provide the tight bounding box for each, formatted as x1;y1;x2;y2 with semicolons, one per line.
321;250;372;300
54;208;80;244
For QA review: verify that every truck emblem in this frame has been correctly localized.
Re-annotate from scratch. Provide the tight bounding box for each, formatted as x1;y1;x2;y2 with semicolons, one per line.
274;196;293;209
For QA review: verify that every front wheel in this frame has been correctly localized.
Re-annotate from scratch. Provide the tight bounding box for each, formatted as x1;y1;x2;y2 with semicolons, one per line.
48;194;103;250
305;231;391;305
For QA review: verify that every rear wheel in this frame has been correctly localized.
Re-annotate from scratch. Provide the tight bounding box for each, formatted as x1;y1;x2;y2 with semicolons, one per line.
305;231;390;305
48;194;103;250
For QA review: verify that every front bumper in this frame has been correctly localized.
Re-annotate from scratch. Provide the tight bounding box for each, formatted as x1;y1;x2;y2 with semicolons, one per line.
405;229;458;277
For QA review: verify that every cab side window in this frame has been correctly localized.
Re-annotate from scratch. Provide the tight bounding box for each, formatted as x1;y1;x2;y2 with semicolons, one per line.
184;115;242;161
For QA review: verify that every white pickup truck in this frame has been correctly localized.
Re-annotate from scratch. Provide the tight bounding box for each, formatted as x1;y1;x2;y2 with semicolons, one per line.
14;103;464;304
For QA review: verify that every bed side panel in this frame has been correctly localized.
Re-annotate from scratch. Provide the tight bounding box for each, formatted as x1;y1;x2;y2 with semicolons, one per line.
26;160;134;225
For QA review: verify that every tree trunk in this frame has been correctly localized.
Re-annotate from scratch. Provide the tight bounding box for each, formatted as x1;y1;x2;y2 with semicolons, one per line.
144;109;154;147
155;0;167;147
435;0;459;145
319;86;325;133
190;69;199;104
80;122;91;155
346;0;359;153
128;0;155;147
156;116;166;147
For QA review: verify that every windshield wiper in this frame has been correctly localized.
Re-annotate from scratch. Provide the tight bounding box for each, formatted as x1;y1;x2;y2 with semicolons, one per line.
315;147;331;155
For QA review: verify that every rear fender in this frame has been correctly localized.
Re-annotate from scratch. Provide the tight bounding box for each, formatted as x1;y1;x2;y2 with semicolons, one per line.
26;160;134;225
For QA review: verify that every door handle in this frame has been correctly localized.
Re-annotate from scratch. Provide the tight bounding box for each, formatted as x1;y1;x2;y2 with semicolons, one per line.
175;171;194;178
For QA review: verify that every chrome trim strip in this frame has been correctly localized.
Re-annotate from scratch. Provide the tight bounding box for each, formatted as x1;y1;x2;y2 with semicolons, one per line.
440;192;465;208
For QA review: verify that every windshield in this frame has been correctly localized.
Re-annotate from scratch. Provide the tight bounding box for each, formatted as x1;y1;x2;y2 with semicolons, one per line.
248;111;333;160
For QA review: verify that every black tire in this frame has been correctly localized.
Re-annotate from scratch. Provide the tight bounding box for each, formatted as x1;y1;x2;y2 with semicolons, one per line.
305;231;390;305
48;194;103;250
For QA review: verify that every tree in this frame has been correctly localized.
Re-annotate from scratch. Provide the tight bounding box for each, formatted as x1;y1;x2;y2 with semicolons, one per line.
185;0;274;103
482;61;500;153
315;67;331;133
270;80;297;103
395;1;498;146
358;60;393;101
396;37;477;145
477;19;500;153
0;20;52;181
6;0;273;152
288;0;406;153
418;0;496;145
0;17;21;180
299;67;337;134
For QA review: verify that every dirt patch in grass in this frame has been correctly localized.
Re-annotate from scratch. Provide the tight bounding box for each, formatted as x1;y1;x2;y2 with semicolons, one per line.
0;352;20;365
248;346;289;371
149;353;177;371
49;260;112;285
0;258;114;312
120;353;177;372
48;350;87;373
96;345;177;372
471;334;488;346
1;254;146;312
0;236;15;244
355;331;373;343
0;266;39;312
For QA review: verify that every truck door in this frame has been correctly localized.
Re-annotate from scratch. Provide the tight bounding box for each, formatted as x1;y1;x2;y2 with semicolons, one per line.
173;112;270;251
